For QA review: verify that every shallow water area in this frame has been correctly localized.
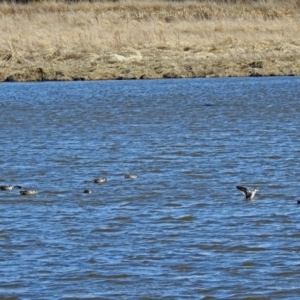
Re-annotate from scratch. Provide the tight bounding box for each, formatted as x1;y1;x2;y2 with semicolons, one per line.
1;77;300;299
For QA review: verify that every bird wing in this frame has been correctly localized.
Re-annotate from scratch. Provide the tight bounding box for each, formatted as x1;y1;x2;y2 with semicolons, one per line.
236;186;249;195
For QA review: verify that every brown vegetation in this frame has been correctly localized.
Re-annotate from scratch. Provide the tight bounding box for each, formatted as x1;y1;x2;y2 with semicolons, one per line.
1;0;300;81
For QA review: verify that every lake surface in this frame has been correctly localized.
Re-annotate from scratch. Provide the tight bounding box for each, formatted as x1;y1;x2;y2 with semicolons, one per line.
1;77;300;299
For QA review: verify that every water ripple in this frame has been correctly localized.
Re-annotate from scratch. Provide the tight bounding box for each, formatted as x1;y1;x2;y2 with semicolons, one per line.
1;77;300;298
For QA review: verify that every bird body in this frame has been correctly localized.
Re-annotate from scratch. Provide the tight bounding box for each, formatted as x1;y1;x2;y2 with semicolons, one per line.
0;185;14;191
0;185;22;191
124;174;138;179
93;178;107;183
236;186;258;200
20;189;37;195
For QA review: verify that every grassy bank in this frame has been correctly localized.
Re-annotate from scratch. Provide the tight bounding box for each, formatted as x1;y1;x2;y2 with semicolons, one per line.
1;0;300;81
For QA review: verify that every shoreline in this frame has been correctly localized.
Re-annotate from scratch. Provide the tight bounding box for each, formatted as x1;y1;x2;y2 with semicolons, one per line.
1;0;300;82
3;46;300;82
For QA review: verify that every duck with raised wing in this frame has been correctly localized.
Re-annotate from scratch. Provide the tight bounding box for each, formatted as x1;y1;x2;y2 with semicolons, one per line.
20;189;37;195
236;186;258;200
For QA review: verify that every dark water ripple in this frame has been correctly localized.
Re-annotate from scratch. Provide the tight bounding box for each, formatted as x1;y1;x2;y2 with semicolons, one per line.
1;77;300;299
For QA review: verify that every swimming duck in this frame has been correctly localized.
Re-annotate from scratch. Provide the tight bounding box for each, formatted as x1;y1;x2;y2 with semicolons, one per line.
93;178;107;183
236;186;258;200
83;189;92;194
0;185;22;191
124;174;138;179
0;185;14;191
20;189;37;195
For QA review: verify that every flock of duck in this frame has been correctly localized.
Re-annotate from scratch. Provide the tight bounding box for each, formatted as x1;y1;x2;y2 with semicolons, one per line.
4;182;295;203
0;174;138;196
0;185;37;195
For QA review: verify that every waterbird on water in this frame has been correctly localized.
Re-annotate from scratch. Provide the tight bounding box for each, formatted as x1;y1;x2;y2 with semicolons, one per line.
93;178;107;183
236;186;258;200
83;189;92;194
124;174;138;179
0;185;22;191
20;189;37;195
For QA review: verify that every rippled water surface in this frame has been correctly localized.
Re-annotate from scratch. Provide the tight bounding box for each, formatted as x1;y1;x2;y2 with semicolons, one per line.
1;77;300;299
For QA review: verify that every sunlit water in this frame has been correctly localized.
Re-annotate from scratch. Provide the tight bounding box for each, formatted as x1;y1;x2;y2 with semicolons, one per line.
1;77;300;299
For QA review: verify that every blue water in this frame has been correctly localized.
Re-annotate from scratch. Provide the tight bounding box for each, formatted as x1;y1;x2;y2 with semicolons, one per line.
1;77;300;299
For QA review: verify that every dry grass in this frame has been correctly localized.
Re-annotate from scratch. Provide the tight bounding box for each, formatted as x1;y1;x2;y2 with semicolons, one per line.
1;0;300;81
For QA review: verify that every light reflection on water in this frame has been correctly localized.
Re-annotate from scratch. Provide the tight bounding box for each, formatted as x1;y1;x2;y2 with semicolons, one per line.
1;77;300;298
